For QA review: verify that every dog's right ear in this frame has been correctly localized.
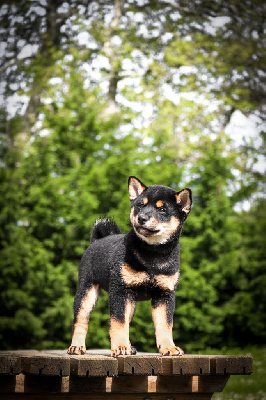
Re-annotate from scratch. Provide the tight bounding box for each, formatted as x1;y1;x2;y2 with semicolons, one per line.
128;176;147;200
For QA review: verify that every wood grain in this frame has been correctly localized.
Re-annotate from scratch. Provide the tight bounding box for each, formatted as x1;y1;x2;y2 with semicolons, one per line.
0;349;253;398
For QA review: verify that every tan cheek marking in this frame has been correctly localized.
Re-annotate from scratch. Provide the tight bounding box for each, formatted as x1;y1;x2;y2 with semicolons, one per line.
152;303;174;349
71;285;99;346
154;270;180;291
121;263;150;286
160;216;180;234
149;216;159;224
169;216;180;231
156;200;164;208
143;197;148;205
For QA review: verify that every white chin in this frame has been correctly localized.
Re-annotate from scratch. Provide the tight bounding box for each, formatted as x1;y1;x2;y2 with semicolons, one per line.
134;228;169;245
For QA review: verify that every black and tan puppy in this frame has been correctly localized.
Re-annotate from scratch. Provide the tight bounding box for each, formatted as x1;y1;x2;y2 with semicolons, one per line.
68;176;192;357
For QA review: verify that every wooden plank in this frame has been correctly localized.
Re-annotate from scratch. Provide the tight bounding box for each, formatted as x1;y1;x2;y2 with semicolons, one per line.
118;355;162;375
70;355;117;377
111;376;148;392
210;355;253;375
0;350;39;374
197;376;230;393
0;354;21;375
21;354;70;376
156;375;228;393
0;351;253;378
117;355;210;376
23;375;64;393
0;376;16;393
171;355;210;376
156;375;194;393
68;376;107;392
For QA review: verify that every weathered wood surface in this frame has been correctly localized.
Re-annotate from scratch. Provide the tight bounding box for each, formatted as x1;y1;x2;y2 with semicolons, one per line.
0;349;253;377
0;350;253;399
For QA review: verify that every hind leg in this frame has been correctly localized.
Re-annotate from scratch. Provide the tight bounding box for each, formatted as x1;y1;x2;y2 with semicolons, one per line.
68;284;99;355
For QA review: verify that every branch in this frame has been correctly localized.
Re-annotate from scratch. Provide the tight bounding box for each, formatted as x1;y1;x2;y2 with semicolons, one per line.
0;56;35;74
160;1;190;13
127;1;218;18
0;60;17;74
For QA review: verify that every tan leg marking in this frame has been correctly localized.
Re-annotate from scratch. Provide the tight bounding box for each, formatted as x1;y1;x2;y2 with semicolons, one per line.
68;284;99;355
121;263;150;286
110;300;135;357
152;303;183;356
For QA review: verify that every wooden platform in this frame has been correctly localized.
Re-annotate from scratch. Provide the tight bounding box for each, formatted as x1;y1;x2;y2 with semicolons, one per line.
0;350;253;399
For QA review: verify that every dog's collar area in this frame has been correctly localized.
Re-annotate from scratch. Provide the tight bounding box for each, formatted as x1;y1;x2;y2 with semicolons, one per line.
134;226;171;245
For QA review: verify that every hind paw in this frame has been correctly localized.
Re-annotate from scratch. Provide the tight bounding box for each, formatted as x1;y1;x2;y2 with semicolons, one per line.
67;345;86;355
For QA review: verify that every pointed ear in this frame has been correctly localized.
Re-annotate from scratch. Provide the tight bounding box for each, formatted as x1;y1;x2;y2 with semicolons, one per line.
128;176;147;200
175;189;192;215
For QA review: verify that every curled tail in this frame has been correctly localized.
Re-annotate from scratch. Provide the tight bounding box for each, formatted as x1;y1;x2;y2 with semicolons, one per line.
90;218;122;243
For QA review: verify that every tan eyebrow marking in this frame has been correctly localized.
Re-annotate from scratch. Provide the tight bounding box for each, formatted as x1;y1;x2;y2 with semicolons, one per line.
156;200;164;208
143;197;148;205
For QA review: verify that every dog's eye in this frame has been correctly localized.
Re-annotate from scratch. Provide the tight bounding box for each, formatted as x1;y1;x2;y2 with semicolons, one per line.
159;207;167;213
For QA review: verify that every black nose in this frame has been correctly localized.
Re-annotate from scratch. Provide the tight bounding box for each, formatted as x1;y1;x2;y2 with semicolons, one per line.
138;214;149;225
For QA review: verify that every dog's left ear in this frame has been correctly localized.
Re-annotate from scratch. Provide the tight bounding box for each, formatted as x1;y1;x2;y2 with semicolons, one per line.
128;176;147;200
175;189;192;214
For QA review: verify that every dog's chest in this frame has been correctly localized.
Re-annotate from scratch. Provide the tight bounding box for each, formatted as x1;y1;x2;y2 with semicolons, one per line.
120;262;179;292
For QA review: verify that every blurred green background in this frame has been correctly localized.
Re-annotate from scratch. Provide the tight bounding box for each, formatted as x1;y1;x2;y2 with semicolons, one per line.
0;1;265;398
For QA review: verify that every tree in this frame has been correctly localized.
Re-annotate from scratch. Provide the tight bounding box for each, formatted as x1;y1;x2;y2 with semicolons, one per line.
223;199;266;346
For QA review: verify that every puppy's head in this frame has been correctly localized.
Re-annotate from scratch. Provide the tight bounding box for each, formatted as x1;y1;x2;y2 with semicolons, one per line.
128;176;192;245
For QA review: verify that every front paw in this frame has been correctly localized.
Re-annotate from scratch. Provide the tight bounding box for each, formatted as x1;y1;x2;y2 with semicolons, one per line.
159;345;184;356
67;345;86;355
111;345;134;357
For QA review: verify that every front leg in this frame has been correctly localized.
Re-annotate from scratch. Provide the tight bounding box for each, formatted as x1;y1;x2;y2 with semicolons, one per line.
152;292;184;356
109;286;136;357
